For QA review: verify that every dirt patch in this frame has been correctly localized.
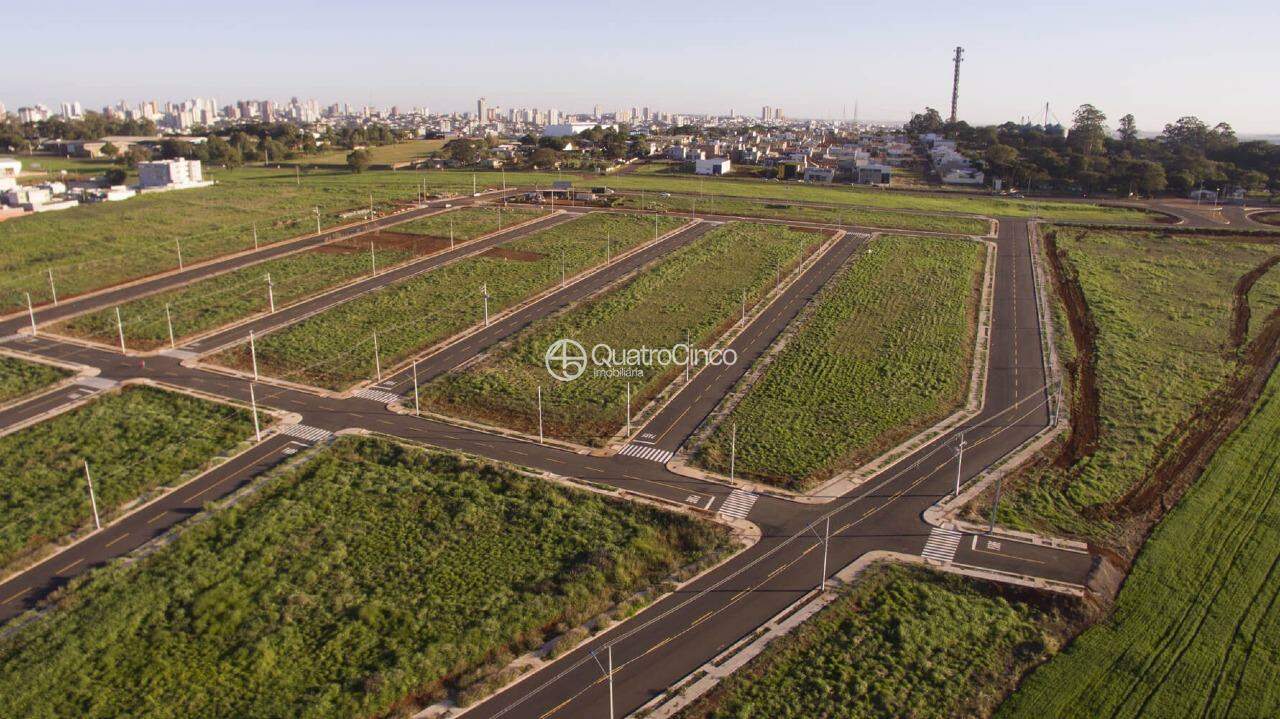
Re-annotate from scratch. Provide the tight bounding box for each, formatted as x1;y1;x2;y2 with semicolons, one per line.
1043;230;1101;466
314;231;450;256
1229;254;1280;350
479;247;545;262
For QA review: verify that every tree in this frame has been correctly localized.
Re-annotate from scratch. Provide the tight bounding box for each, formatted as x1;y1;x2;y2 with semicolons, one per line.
346;149;372;173
104;168;127;185
984;143;1019;178
1069;104;1108;155
99;141;119;159
906;108;944;135
529;147;557;168
120;146;150;168
1117;114;1138;145
1161;116;1210;153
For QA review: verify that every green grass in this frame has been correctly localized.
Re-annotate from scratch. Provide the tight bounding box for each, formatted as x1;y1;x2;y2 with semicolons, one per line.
53;240;415;350
696;235;984;490
418;222;826;446
288;139;447;168
212;213;687;390
1247;260;1280;345
679;564;1061;719
985;228;1278;541
609;193;991;234
0;165;1149;315
998;363;1280;718
395;205;542;241
0;435;730;718
0;385;253;571
0;354;71;404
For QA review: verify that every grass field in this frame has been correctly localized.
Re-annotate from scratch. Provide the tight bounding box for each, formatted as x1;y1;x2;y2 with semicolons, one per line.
0;354;70;405
0;385;253;571
51;207;543;350
212;213;687;389
418;222;827;445
286;139;447;168
679;564;1064;719
394;204;542;241
0;165;1149;315
696;235;984;490
1247;262;1280;345
998;364;1280;718
0;435;730;718
981;229;1278;542
608;193;991;235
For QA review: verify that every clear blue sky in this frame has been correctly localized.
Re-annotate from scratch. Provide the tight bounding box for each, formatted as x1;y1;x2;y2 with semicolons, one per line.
11;0;1279;133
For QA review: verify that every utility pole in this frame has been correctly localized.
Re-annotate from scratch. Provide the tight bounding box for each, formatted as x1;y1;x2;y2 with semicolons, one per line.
25;292;36;337
165;303;175;349
266;273;275;313
115;306;126;352
83;460;101;530
249;330;259;380
481;283;491;326
953;432;967;497
537;385;544;444
372;331;382;381
249;382;261;441
607;644;615;719
412;359;420;415
47;269;58;306
949;46;964;124
820;515;830;592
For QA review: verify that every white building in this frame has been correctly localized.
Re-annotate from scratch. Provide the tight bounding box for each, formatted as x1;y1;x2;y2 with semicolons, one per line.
137;159;207;189
695;157;731;176
0;158;20;192
543;122;614;138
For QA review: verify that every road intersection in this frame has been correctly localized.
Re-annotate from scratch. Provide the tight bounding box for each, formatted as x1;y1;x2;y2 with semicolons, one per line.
0;193;1098;717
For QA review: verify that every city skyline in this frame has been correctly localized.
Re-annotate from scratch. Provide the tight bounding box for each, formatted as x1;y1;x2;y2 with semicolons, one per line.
11;0;1279;134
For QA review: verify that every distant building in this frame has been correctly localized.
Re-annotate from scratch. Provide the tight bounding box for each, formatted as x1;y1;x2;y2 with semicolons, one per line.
138;159;206;190
543;122;614;138
694;157;731;176
0;158;20;192
855;164;892;185
941;168;984;186
803;167;836;183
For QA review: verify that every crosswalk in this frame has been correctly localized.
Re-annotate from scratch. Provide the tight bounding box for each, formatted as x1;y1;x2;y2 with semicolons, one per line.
717;489;759;520
281;424;333;443
921;527;963;563
617;443;675;464
354;388;402;404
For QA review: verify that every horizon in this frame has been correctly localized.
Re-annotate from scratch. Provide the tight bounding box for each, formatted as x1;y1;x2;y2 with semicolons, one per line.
11;0;1279;134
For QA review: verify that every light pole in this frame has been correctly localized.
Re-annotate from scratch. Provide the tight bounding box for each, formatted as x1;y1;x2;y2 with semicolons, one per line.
83;460;101;530
115;306;126;353
481;283;491;326
989;475;1003;534
313;206;321;235
249;330;259;380
372;331;382;381
537;386;544;444
625;382;632;435
165;303;176;349
729;422;736;481
266;273;275;313
953;432;967;497
412;359;420;415
370;241;377;275
820;516;830;592
47;269;57;306
249;382;261;441
252;222;259;250
607;644;615;719
25;292;36;337
175;238;184;270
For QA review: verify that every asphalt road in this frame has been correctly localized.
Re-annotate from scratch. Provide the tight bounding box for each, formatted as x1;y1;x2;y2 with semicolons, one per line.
0;203;1098;717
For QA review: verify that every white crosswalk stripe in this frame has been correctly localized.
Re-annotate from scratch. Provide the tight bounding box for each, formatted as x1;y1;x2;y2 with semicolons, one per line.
281;424;333;443
717;489;759;520
921;527;963;563
354;388;402;404
617;443;674;464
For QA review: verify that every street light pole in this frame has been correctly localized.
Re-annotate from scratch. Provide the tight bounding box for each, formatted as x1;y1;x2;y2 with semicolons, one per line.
537;386;544;444
372;331;382;381
266;273;275;313
482;283;490;326
115;306;126;353
953;432;967;497
626;382;632;435
47;269;58;306
820;516;830;592
989;476;1004;534
730;422;736;481
165;303;175;349
83;460;101;530
412;359;420;415
249;330;259;380
249;382;261;441
607;644;615;719
25;292;36;337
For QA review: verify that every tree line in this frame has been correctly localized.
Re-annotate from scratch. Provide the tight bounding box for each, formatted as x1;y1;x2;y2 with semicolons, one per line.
907;105;1279;197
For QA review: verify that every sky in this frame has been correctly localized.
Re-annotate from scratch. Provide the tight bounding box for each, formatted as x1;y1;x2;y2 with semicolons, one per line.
10;0;1280;134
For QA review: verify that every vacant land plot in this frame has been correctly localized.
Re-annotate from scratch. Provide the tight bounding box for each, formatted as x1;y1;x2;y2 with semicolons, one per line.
0;355;70;405
395;205;542;241
52;235;427;350
610;193;990;235
0;168;428;313
1247;261;1280;345
679;564;1064;719
0;385;253;571
696;235;984;490
288;139;447;168
998;365;1280;718
419;222;827;445
0;436;730;718
978;229;1280;542
212;213;687;389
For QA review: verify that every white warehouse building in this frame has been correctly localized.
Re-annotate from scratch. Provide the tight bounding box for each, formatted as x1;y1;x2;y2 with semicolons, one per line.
694;157;731;176
138;158;206;189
